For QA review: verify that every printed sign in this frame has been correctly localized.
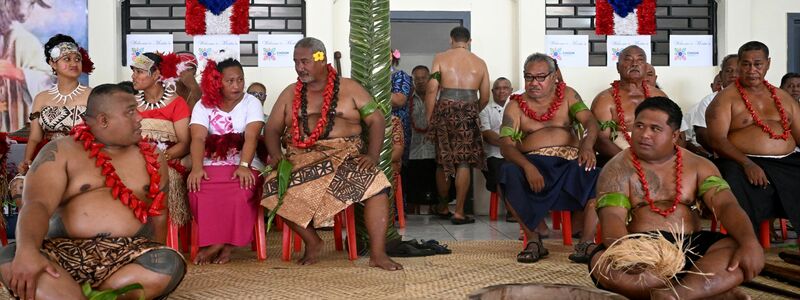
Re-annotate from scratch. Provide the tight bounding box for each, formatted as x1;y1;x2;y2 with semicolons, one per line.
257;34;303;68
193;35;241;68
126;34;174;66
670;35;713;67
607;35;652;66
544;35;589;67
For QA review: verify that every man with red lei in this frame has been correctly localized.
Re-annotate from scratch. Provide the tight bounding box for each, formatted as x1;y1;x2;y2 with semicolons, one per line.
498;53;600;264
590;97;762;299
187;57;264;265
591;45;667;164
0;84;185;299
262;37;402;271
706;41;800;240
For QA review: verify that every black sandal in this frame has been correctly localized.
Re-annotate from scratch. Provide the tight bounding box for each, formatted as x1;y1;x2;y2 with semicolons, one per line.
568;241;597;264
516;240;548;263
450;216;475;225
386;240;435;257
420;239;452;254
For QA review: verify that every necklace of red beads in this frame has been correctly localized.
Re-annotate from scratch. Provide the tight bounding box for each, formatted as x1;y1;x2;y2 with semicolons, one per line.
611;80;651;143
71;123;165;223
513;81;567;122
734;79;792;140
629;145;683;217
291;64;337;149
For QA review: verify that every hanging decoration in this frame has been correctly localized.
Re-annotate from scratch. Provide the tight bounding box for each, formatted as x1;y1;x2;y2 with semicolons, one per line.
595;0;656;35
185;0;250;35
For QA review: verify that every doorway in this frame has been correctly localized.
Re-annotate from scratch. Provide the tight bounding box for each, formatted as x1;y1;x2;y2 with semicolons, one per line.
789;13;800;72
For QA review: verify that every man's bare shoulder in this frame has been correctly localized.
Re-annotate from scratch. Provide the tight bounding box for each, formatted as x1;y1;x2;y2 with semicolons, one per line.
682;147;720;179
707;86;737;111
28;137;81;173
591;89;613;109
650;85;668;97
597;149;632;193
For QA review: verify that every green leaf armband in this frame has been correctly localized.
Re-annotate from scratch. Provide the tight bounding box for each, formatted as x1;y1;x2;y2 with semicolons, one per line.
499;126;523;142
568;102;589;120
430;71;441;82
598;120;620;141
359;100;381;119
698;175;730;197
596;193;631;212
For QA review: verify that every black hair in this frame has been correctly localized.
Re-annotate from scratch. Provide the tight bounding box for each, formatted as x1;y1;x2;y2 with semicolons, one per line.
117;81;136;95
216;58;243;73
450;26;470;42
43;34;77;63
85;84;131;118
635;97;683;130
737;41;770;58
411;65;429;73
247;82;266;91
780;72;800;88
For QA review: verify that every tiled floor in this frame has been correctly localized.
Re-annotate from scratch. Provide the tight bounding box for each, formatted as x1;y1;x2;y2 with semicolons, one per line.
398;214;528;242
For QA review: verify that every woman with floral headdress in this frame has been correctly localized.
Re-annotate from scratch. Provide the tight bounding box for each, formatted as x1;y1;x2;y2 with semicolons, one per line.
187;57;264;265
130;52;192;227
18;34;93;174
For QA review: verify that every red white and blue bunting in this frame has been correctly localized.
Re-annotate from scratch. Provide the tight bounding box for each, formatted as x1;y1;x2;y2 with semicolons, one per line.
595;0;656;36
185;0;249;35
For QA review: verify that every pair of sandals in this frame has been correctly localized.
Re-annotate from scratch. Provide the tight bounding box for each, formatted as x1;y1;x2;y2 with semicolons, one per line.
386;239;452;257
517;239;549;263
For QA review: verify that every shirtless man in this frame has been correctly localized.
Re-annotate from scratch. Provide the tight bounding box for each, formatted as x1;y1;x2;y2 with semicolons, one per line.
706;41;800;237
0;84;185;299
499;53;600;263
262;37;402;271
780;72;800;101
590;97;763;299
592;45;667;163
425;26;491;224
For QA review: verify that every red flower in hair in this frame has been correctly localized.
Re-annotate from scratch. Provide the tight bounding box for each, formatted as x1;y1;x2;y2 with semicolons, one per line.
158;52;180;81
79;48;94;75
200;59;223;108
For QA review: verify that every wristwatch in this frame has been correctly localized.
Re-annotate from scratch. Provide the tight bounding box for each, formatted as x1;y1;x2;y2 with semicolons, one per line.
239;161;250;169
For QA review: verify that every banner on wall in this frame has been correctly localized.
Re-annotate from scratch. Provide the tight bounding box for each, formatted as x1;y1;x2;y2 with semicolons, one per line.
544;35;589;68
606;35;651;67
669;35;713;67
257;34;303;68
125;34;174;66
193;35;241;68
0;0;88;132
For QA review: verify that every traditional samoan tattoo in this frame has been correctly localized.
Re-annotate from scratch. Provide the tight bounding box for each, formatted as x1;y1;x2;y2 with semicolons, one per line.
596;159;630;194
28;141;59;173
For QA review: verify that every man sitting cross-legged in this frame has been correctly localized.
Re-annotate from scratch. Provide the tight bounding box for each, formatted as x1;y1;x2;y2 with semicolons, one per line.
499;53;600;263
0;84;186;300
589;97;763;300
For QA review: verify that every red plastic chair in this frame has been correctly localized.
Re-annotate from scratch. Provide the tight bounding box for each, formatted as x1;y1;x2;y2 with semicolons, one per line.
282;205;358;261
0;221;7;246
189;205;267;262
550;211;573;246
394;174;406;228
489;192;498;221
711;217;789;249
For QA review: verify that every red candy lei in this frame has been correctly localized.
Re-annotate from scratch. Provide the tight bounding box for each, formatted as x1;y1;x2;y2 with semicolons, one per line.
71;124;165;223
513;81;567;122
291;64;337;149
611;80;651;143
630;145;683;217
734;79;792;140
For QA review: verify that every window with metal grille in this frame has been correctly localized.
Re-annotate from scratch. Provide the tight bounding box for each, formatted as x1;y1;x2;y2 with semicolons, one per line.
545;0;717;66
121;0;306;67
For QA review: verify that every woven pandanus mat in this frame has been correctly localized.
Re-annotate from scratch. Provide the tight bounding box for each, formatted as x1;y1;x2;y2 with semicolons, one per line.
0;232;796;299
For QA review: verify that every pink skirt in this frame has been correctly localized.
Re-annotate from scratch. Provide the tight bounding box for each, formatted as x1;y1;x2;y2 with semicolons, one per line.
189;165;260;247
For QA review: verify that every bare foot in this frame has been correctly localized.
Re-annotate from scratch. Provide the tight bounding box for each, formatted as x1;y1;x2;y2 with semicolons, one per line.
193;244;224;265
297;238;324;265
368;253;403;271
213;245;235;264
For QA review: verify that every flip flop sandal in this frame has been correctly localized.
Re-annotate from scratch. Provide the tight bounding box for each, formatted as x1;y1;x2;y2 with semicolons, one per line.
568;241;597;264
420;239;452;254
386;241;435;257
451;216;475;225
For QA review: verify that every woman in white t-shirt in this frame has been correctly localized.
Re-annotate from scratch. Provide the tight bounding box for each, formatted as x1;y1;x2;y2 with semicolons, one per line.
187;58;265;265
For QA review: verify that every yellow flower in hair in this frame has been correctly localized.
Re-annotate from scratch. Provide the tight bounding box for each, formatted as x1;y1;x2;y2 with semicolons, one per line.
313;51;325;62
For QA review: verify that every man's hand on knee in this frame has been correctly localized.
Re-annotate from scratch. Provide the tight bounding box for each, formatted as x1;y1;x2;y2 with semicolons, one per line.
9;252;60;300
727;241;764;281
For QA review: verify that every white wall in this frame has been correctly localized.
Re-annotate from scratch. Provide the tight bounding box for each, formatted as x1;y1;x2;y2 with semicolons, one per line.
87;0;800;215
